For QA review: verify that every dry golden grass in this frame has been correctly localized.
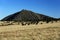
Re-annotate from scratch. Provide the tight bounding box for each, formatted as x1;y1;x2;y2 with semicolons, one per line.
0;21;60;40
0;27;60;40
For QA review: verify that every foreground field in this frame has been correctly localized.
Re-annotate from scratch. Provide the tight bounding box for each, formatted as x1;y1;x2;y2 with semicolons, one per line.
0;27;60;40
0;21;60;40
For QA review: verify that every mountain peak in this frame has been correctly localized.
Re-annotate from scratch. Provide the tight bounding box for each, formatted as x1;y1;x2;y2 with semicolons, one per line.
1;9;57;22
20;9;33;14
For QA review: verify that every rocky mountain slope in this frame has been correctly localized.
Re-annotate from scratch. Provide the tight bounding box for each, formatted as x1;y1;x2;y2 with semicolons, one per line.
1;9;56;22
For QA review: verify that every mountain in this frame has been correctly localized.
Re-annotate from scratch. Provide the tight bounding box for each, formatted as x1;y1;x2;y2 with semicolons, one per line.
1;9;57;22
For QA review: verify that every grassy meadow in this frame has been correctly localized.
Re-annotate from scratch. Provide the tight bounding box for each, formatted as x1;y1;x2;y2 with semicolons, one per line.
0;21;60;40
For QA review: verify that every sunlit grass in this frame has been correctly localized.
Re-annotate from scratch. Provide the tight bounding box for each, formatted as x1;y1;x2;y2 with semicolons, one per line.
0;21;60;40
0;27;60;40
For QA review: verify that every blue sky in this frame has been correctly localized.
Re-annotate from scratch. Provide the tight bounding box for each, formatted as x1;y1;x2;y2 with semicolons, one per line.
0;0;60;20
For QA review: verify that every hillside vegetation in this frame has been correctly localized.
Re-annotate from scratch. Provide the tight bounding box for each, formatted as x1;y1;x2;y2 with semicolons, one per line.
1;10;60;23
